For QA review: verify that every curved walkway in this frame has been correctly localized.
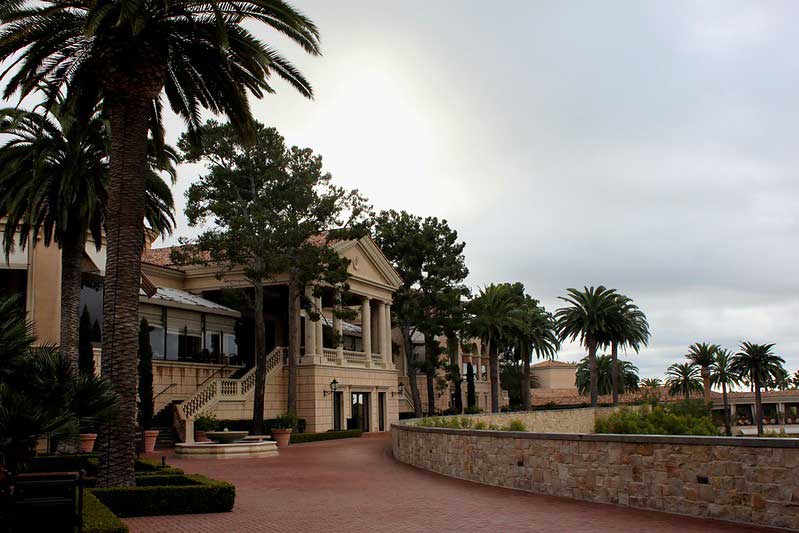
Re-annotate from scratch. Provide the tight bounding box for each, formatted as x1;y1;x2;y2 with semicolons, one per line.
128;434;773;532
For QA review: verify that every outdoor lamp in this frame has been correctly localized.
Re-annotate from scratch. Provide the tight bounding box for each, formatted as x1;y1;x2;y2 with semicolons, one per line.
394;383;404;397
324;378;338;396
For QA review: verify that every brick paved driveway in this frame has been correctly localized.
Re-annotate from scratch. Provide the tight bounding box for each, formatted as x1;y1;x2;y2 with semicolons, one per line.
127;434;772;533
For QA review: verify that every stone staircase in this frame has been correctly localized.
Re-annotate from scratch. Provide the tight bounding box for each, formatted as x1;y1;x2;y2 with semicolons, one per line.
152;426;179;449
173;347;287;441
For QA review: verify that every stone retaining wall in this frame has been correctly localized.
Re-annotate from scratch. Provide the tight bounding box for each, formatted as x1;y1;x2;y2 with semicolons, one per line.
392;418;799;530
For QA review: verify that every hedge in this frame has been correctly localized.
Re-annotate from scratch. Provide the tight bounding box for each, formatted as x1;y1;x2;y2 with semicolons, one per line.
290;429;362;444
216;417;307;434
91;474;235;517
83;492;128;533
26;453;99;476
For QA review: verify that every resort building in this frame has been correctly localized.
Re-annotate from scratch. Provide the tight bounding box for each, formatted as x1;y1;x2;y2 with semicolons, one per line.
0;227;501;438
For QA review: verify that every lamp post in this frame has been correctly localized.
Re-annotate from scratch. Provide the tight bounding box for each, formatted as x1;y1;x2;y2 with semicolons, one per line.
324;378;338;397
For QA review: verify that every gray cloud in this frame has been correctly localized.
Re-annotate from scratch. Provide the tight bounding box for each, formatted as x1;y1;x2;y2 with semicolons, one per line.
160;0;799;378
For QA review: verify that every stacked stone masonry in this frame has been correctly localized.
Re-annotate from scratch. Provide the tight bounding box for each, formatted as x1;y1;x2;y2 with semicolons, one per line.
392;410;799;530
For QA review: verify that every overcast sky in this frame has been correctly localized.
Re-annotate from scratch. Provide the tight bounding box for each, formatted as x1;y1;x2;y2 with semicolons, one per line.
158;0;799;379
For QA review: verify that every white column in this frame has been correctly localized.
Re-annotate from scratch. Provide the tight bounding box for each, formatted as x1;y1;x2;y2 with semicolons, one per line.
361;296;371;367
384;303;392;365
315;295;323;356
377;302;386;359
304;286;316;356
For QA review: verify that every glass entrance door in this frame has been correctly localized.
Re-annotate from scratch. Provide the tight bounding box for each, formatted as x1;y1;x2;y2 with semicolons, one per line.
350;392;370;432
378;392;386;431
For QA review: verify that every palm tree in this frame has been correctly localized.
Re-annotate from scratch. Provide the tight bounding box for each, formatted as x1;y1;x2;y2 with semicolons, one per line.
685;342;718;403
710;348;738;436
0;0;320;487
466;284;520;412
640;377;662;388
605;294;650;405
555;286;618;407
731;342;785;436
665;362;703;398
515;296;559;411
0;101;176;372
575;354;639;396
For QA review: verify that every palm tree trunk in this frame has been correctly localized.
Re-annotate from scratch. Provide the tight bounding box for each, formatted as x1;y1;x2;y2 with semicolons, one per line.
96;96;151;488
287;281;301;415
588;339;598;407
59;233;84;374
402;326;422;418
251;280;267;434
447;334;463;414
610;341;619;405
489;339;499;413
755;377;763;436
702;367;711;404
522;345;531;411
722;381;731;436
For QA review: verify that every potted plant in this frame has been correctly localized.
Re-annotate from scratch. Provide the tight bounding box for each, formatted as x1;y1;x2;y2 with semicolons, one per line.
71;372;117;453
138;319;160;453
270;413;298;447
194;414;218;442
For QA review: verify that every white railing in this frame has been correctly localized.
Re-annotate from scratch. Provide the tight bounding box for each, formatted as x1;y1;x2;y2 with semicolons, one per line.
343;350;366;364
323;348;338;363
180;346;286;420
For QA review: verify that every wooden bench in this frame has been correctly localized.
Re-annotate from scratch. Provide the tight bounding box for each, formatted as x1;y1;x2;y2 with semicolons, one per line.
3;471;84;532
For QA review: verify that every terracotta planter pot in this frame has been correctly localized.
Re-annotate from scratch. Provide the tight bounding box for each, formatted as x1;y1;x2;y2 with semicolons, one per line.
194;430;210;443
79;433;98;453
271;428;292;447
143;429;160;453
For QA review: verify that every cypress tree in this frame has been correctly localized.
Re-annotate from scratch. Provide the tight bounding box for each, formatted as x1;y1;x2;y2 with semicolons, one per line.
138;319;154;430
78;306;95;375
466;362;476;409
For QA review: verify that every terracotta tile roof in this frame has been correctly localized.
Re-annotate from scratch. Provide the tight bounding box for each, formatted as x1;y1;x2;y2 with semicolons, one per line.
531;360;578;369
142;233;346;269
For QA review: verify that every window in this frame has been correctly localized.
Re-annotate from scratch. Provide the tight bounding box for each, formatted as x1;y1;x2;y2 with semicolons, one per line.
205;332;221;356
481;364;487;381
178;332;202;359
462;363;468;376
150;326;165;359
165;330;180;360
223;334;238;358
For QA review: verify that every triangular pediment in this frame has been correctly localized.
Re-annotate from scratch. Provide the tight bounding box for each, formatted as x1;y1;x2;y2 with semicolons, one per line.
334;236;402;290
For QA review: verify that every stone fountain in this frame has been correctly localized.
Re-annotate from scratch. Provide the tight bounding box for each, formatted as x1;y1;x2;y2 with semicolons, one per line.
175;428;279;459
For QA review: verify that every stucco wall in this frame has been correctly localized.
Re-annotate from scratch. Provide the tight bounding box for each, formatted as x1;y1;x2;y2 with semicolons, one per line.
210;364;400;433
532;366;577;389
392;420;799;530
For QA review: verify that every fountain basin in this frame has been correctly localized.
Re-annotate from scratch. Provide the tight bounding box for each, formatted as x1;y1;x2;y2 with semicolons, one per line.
175;440;279;459
205;430;249;444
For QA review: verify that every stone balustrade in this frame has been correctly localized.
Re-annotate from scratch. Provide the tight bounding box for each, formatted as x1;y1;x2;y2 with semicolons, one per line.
392;410;799;530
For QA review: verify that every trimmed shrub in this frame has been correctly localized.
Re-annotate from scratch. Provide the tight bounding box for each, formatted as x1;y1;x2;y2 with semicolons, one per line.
26;453;99;476
216;417;307;434
83;492;128;533
505;419;526;431
594;402;719;436
290;430;362;444
91;474;235;517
